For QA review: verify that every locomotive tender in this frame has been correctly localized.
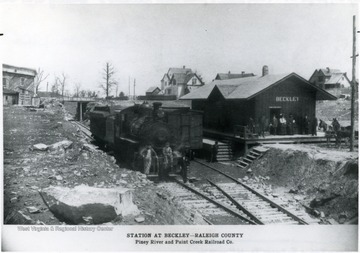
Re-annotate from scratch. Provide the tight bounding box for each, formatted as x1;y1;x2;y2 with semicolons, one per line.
89;101;203;174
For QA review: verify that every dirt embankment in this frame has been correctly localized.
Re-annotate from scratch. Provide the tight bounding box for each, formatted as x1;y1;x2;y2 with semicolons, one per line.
4;102;202;225
249;144;358;224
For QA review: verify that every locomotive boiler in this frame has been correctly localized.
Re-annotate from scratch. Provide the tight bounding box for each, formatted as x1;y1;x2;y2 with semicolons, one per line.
89;101;203;174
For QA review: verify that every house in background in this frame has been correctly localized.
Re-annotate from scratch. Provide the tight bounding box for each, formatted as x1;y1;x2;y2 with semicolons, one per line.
3;64;37;105
215;71;255;80
160;66;204;99
309;67;351;97
145;86;161;96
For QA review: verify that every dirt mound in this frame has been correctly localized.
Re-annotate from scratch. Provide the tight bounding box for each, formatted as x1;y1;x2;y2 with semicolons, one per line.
250;145;358;224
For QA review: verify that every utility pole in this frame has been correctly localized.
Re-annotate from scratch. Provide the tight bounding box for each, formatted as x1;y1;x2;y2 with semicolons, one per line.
133;78;136;100
116;82;119;98
128;76;130;99
350;15;358;152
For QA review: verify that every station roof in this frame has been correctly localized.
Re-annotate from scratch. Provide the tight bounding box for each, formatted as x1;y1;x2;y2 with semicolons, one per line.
180;73;337;101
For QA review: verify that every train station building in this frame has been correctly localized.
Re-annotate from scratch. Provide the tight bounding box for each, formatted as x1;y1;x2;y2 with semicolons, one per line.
181;67;337;135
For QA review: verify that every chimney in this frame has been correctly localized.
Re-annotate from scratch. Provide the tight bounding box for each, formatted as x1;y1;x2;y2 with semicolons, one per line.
262;65;269;76
183;65;185;69
326;67;330;73
241;71;245;75
228;71;231;74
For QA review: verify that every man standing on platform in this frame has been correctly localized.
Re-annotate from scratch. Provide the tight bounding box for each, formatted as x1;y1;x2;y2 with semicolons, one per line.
258;115;266;138
248;117;255;134
271;114;278;135
311;115;318;136
279;114;287;135
303;115;310;135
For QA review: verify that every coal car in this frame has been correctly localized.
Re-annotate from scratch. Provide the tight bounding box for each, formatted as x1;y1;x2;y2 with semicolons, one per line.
89;102;203;174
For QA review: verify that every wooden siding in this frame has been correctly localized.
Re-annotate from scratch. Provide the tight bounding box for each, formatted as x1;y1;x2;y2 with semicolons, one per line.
254;77;316;123
193;76;318;132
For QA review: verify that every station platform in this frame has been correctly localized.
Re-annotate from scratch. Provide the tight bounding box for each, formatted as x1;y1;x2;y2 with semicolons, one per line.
204;128;329;144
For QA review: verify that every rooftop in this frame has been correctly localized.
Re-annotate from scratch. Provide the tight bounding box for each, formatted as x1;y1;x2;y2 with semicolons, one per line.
181;73;337;101
3;64;37;77
215;72;255;80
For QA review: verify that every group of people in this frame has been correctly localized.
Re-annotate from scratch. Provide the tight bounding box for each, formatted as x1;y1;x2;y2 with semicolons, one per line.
248;113;319;137
140;142;189;183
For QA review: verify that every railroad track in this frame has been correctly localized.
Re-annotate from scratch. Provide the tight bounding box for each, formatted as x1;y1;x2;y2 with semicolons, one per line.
188;160;308;225
71;120;93;140
160;180;256;225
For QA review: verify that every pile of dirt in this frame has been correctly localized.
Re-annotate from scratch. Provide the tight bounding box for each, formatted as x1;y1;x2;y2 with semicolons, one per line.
249;144;358;224
3;105;200;225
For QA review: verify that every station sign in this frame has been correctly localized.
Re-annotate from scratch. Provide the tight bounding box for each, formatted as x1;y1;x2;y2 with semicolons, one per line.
275;96;299;102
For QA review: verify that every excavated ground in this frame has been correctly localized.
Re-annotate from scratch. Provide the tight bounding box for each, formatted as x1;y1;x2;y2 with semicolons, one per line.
249;144;358;224
3;102;205;225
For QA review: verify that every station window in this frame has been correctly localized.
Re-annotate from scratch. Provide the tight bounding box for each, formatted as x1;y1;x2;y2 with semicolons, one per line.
318;76;324;82
192;78;197;85
21;78;25;86
3;78;7;88
172;80;176;86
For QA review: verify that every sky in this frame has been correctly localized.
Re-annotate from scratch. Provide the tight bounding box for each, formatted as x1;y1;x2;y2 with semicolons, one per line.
0;3;358;97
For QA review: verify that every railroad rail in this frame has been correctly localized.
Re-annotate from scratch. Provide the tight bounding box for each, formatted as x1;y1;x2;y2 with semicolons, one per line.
192;159;308;225
160;180;256;225
71;120;93;140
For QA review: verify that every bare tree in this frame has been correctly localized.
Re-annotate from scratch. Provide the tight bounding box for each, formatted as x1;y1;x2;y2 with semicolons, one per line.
100;62;117;98
79;90;87;98
51;78;59;95
56;73;67;97
64;90;71;97
34;68;49;94
74;82;81;97
86;90;98;98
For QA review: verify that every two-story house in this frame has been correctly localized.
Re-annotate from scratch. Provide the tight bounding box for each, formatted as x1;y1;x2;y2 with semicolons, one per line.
309;67;351;97
160;66;204;98
3;64;37;105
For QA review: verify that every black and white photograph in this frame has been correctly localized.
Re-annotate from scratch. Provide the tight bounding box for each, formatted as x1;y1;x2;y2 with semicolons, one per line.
1;1;358;251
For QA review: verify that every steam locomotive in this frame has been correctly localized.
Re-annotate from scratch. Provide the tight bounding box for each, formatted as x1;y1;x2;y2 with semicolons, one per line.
89;101;203;174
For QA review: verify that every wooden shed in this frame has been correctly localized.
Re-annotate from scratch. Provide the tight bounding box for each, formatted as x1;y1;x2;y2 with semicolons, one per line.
181;72;337;134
